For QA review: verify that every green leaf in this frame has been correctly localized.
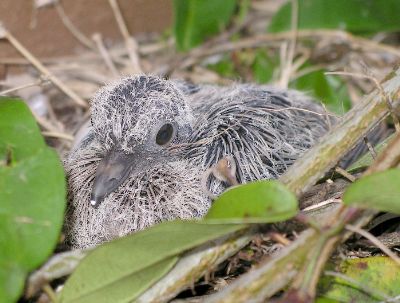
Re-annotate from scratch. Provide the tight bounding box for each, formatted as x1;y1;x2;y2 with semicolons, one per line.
60;220;244;303
0;98;66;303
207;54;238;78
348;135;393;173
343;168;400;213
318;257;400;302
173;0;237;51
252;50;277;84
205;180;298;223
291;69;351;114
268;0;400;34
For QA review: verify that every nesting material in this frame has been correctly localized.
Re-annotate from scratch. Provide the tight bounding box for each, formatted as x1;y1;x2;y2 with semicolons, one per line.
65;75;333;249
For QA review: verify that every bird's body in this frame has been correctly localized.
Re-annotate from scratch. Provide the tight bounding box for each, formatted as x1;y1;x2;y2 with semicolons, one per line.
65;75;333;249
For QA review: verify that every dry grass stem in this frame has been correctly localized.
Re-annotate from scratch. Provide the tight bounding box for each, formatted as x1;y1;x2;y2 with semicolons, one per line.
334;167;356;182
0;77;49;95
278;0;298;88
326;71;400;132
55;2;96;50
108;0;142;74
176;29;400;71
364;137;378;159
41;131;74;141
92;33;120;77
345;224;400;266
0;24;88;108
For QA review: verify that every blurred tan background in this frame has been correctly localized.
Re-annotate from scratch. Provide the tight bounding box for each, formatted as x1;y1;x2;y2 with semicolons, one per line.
0;0;172;58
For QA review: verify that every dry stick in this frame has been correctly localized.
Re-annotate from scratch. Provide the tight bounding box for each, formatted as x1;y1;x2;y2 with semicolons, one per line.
0;24;88;108
326;71;400;132
291;134;400;300
334;167;356;182
345;224;400;266
364;137;378;159
108;0;142;74
136;68;400;303
24;68;400;303
0;77;49;95
92;33;120;77
41;131;74;141
278;0;298;89
54;2;96;50
26;250;89;298
174;29;400;72
207;133;400;303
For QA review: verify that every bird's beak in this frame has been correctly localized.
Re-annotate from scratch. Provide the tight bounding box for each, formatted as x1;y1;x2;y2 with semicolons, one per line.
90;149;136;208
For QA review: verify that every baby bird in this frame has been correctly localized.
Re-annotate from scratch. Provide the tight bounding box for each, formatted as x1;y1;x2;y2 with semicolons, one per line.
64;75;332;249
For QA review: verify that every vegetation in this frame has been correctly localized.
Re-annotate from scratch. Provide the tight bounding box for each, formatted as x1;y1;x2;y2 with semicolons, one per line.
1;0;400;302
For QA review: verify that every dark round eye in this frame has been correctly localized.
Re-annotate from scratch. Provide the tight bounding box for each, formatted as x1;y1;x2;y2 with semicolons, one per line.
156;123;175;146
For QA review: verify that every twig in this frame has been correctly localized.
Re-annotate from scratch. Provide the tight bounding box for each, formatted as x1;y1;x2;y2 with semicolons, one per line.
108;0;142;74
26;250;88;298
278;0;298;88
54;1;96;50
42;284;58;303
302;198;341;212
0;77;49;95
345;224;400;266
326;71;400;132
364;137;377;159
92;33;120;77
334;167;356;182
137;67;400;303
0;23;88;108
41;131;74;141
173;29;400;72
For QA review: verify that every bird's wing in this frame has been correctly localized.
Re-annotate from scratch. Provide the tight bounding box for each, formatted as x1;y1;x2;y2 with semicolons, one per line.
184;84;335;183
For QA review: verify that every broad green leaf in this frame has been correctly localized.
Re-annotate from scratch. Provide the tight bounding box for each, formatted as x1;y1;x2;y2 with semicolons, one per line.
291;69;351;114
173;0;237;51
0;98;66;303
343;168;400;213
318;257;400;302
268;0;400;34
60;221;244;303
205;180;298;223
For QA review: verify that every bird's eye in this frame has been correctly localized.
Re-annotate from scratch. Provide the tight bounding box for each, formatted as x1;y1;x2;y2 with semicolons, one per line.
156;123;175;146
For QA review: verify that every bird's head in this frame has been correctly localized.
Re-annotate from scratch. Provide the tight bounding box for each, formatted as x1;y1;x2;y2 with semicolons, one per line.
89;75;194;207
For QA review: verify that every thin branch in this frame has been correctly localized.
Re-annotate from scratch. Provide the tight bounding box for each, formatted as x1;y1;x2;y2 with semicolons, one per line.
334;167;356;182
54;1;96;50
0;23;87;108
42;284;58;303
41;131;74;141
278;0;298;88
0;77;49;95
174;29;400;72
345;224;400;266
108;0;142;74
364;137;377;159
326;71;400;132
138;67;400;303
92;33;120;77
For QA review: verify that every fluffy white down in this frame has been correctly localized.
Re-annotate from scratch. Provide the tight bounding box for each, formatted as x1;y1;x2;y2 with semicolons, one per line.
64;141;209;249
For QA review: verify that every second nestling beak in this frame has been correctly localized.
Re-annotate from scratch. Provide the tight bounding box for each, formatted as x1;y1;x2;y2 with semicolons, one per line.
90;148;138;208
